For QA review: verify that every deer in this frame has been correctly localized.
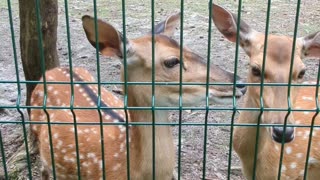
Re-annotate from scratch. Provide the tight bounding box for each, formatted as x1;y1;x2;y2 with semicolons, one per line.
211;3;320;180
30;12;246;180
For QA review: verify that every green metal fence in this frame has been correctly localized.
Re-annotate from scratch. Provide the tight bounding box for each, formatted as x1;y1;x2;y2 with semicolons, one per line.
1;0;320;179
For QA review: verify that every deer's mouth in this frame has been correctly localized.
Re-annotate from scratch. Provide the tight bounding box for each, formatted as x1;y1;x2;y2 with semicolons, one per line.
208;88;245;105
209;95;242;105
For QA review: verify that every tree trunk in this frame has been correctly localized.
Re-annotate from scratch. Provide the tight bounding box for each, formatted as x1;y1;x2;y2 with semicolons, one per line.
19;0;59;108
0;0;59;179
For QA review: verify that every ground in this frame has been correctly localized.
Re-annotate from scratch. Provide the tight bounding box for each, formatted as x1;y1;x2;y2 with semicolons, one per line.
0;0;320;179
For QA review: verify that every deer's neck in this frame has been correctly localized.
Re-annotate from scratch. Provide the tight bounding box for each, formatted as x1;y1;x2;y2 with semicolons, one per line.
127;93;175;179
234;94;271;164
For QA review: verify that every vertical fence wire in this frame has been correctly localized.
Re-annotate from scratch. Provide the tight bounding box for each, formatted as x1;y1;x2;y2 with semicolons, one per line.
120;0;131;179
201;1;214;179
277;0;301;178
0;130;8;179
226;0;243;178
177;0;184;179
251;0;272;179
151;0;156;179
7;0;33;179
92;1;106;179
34;0;56;179
63;0;82;179
303;63;320;178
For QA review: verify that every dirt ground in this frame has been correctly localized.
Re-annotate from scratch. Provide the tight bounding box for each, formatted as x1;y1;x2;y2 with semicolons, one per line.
0;0;320;179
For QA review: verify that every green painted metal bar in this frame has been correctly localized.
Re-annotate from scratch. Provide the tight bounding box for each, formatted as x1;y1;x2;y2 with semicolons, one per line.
303;56;320;179
92;0;107;179
2;80;318;87
252;0;272;179
201;1;213;179
177;0;184;179
34;0;56;178
277;1;301;179
151;0;156;178
226;0;244;178
7;0;33;179
119;0;131;178
0;130;8;180
4;105;320;112
2;121;320;128
63;0;82;179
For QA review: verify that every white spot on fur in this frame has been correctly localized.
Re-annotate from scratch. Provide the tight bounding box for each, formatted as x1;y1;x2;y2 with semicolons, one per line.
61;149;67;153
53;133;59;139
302;96;313;101
299;170;305;176
303;130;310;139
296;153;303;158
290;162;297;169
48;86;54;91
112;163;121;171
113;153;119;158
99;160;103;170
82;161;89;167
281;165;287;172
56;99;61;105
57;140;63;149
87;153;96;159
285;146;292;155
119;126;126;133
53;91;58;95
32;125;38;131
64;156;75;163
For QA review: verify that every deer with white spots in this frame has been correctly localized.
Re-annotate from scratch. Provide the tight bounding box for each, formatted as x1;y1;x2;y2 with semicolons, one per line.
211;3;320;180
30;12;247;180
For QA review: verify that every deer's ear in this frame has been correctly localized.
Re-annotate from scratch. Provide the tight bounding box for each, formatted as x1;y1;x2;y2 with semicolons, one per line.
211;3;258;55
152;12;180;37
82;15;130;58
300;32;320;58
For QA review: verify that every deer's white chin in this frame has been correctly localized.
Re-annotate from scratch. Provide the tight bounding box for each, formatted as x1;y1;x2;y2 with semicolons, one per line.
210;96;240;105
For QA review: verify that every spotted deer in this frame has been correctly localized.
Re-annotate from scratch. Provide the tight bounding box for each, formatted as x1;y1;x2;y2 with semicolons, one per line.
211;3;320;180
30;12;246;180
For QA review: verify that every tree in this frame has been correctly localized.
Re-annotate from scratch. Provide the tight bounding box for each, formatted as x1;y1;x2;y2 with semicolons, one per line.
1;0;59;178
20;0;59;107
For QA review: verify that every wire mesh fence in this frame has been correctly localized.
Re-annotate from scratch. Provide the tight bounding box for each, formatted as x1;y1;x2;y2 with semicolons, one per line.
1;0;320;179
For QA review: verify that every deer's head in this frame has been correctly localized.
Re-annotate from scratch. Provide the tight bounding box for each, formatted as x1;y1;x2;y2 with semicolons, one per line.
212;3;320;143
82;13;246;107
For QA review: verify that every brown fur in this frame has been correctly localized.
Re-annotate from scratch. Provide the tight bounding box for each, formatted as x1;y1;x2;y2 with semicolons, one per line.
30;13;245;180
211;3;320;180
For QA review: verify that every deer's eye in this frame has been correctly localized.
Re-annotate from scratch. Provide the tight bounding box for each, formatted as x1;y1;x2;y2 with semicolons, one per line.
298;69;306;79
251;66;261;77
164;57;180;68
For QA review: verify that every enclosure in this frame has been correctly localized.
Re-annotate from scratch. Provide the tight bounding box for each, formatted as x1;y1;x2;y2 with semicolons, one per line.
1;0;320;179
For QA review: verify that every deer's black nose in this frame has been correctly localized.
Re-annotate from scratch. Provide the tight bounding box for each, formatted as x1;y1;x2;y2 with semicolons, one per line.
272;126;294;143
236;79;247;95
